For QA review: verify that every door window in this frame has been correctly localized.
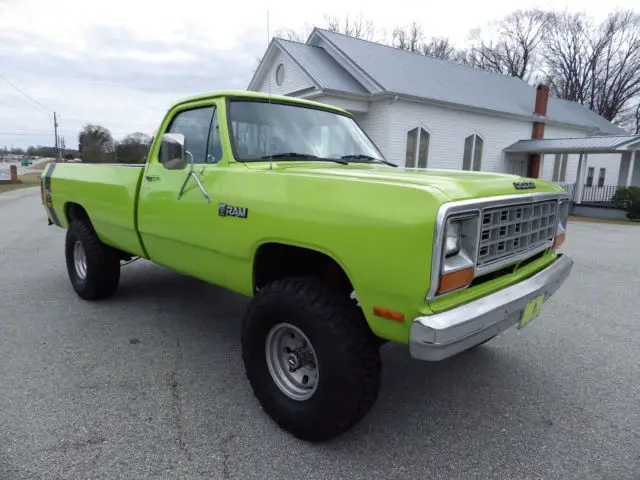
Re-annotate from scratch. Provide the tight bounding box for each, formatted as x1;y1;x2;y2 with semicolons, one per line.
206;108;223;164
162;106;215;164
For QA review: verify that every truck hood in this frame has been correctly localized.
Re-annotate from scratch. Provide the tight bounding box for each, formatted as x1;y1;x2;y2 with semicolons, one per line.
244;162;562;201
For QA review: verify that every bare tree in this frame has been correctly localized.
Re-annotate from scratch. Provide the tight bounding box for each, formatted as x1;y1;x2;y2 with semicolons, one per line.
323;13;376;40
544;9;640;123
590;10;640;122
420;37;460;61
391;22;424;53
463;9;550;80
274;25;314;43
273;14;376;44
610;101;640;132
390;24;464;61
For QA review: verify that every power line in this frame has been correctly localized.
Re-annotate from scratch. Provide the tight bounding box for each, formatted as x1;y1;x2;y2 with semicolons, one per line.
0;73;64;161
0;73;52;113
0;132;55;136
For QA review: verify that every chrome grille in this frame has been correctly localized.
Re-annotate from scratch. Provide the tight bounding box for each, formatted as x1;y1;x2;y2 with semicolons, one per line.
477;200;558;268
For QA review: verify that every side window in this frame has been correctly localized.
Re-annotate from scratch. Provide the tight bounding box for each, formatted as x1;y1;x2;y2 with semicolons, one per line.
163;106;214;164
598;167;606;187
586;166;594;187
405;128;418;167
206;108;223;164
462;134;482;171
405;127;429;168
552;153;568;182
552;154;561;181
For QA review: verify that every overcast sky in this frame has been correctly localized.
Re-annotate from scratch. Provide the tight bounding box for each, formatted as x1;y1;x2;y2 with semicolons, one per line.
1;0;637;150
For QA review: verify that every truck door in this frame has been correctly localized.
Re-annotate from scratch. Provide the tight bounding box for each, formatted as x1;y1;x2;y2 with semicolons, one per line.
137;101;225;277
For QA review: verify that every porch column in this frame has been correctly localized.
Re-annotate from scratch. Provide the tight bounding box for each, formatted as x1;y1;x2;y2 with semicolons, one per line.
575;153;588;204
617;152;632;186
629;150;640;186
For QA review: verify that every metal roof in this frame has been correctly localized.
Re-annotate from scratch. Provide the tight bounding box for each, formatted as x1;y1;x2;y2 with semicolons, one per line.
287;29;626;135
276;39;368;95
504;135;640;154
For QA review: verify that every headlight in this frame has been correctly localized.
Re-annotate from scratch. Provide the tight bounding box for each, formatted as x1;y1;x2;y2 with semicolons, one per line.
445;220;461;257
437;214;479;295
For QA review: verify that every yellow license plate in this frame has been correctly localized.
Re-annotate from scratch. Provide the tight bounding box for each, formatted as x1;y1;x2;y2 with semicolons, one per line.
518;294;545;329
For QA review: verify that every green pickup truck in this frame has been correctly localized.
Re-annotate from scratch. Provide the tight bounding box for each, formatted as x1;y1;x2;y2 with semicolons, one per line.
41;90;573;442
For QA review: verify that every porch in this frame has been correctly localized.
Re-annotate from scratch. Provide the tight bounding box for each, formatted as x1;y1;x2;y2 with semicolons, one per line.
504;134;640;206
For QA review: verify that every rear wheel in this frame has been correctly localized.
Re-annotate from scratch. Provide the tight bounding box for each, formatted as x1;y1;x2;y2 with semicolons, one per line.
241;276;382;442
65;220;121;300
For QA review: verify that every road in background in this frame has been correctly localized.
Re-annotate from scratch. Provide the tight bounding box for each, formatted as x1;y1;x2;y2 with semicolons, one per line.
1;189;639;479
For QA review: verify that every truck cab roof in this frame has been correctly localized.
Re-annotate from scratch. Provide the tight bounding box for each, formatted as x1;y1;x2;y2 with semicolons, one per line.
171;90;351;116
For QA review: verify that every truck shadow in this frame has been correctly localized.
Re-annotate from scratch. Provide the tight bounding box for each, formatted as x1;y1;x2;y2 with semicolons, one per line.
111;261;559;470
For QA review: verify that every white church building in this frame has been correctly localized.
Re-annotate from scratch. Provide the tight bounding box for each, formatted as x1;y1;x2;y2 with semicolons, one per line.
248;28;640;206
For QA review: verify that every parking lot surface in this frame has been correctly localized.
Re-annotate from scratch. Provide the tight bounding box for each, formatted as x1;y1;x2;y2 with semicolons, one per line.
1;188;639;479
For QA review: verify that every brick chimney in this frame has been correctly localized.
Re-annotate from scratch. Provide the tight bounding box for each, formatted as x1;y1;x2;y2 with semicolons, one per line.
528;83;549;178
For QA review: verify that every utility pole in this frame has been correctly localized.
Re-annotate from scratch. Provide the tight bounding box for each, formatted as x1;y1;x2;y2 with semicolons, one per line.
61;137;66;161
53;112;61;163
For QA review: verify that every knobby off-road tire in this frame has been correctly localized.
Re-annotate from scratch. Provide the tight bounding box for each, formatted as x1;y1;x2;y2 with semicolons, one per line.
241;276;382;442
65;220;121;300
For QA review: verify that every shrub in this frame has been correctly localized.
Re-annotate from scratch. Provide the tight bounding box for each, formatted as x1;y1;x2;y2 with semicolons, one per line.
612;186;640;220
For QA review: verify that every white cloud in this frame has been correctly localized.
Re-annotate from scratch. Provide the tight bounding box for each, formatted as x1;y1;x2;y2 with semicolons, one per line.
1;0;637;149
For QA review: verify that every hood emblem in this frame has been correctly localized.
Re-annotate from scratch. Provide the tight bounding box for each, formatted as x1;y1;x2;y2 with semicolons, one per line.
513;181;536;190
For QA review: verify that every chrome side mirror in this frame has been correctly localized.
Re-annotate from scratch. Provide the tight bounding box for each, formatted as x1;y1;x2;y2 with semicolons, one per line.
160;133;187;170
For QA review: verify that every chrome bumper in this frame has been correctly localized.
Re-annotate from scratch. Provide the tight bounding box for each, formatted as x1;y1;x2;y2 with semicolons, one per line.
410;254;573;361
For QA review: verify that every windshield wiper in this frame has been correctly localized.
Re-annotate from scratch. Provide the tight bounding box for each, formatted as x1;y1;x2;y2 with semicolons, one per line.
340;154;397;167
260;152;348;165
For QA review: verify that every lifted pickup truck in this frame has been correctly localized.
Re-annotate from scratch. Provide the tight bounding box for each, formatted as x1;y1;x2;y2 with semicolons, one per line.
41;90;573;442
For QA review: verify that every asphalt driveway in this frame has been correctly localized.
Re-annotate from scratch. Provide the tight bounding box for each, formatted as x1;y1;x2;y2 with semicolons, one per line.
1;188;639;479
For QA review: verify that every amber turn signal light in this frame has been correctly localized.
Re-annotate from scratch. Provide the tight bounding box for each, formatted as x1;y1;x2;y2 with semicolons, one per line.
373;306;405;323
438;267;475;295
553;234;566;250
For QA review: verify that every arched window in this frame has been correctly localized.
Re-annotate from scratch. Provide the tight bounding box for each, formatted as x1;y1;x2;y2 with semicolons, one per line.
552;153;568;182
462;134;483;171
405;127;430;168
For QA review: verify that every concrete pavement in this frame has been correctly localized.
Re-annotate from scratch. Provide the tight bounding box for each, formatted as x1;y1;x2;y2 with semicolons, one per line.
1;188;639;479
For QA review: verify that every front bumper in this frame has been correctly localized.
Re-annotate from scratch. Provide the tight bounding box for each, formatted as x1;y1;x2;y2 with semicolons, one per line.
410;254;573;361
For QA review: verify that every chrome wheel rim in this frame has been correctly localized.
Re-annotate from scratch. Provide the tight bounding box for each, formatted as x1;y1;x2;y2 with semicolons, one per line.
73;240;87;280
265;323;319;401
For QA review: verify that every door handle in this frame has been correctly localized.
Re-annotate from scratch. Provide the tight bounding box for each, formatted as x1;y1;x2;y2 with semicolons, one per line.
145;175;160;182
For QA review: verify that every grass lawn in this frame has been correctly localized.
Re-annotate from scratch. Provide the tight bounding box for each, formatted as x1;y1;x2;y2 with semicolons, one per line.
0;173;41;194
569;215;639;226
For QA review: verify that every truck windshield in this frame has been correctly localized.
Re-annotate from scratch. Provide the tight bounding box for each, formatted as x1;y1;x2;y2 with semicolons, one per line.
227;99;385;163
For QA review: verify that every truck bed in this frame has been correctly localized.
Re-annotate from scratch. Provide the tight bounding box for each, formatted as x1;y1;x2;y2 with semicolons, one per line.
43;162;147;258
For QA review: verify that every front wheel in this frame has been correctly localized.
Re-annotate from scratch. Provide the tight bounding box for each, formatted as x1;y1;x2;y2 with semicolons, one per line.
241;276;382;442
65;220;121;300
